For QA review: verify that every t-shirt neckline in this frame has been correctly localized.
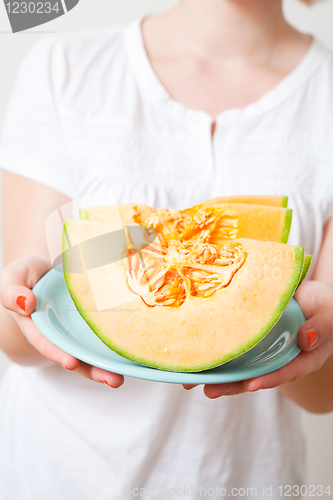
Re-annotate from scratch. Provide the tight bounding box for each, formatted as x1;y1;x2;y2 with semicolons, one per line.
124;16;329;124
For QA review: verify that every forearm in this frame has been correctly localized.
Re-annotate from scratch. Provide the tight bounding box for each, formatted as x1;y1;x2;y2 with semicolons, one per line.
0;302;48;366
278;353;333;413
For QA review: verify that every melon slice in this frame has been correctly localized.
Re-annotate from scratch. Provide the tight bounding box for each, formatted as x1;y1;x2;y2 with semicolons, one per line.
296;254;312;289
81;203;292;244
79;195;288;222
79;204;153;224
63;218;304;372
201;195;288;208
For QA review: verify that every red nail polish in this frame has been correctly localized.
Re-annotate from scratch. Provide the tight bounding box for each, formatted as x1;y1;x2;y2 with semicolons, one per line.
104;381;113;388
307;330;318;349
62;364;72;371
16;295;26;311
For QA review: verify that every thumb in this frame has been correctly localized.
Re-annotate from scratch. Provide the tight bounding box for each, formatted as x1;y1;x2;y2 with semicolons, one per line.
0;284;37;316
0;257;51;316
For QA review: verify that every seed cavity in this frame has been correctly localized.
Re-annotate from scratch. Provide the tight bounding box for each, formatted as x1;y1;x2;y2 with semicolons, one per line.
126;207;245;307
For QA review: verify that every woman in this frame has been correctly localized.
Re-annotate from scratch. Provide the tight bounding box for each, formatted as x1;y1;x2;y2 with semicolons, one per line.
0;0;333;498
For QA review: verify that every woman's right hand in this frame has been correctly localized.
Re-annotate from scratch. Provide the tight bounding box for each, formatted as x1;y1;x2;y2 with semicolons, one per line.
0;256;124;388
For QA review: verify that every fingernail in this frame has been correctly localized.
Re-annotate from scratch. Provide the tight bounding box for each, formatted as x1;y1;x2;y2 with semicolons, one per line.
16;295;26;311
104;381;114;388
307;330;318;349
62;364;72;371
183;385;195;390
247;382;260;392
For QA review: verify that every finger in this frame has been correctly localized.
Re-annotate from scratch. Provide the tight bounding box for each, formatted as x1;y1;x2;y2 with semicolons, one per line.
182;384;197;390
73;361;124;388
297;314;333;352
0;284;37;315
16;315;124;387
294;281;333;319
0;257;51;315
243;345;329;392
15;315;80;369
203;381;246;399
0;257;51;289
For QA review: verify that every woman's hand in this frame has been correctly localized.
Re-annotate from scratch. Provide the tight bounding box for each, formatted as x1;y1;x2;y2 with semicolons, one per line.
0;256;124;388
184;281;333;406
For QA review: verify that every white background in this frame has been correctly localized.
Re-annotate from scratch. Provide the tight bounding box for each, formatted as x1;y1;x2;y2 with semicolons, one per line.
0;0;332;495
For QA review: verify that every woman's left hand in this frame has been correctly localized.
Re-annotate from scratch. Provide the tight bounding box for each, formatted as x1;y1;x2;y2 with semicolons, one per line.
183;280;333;399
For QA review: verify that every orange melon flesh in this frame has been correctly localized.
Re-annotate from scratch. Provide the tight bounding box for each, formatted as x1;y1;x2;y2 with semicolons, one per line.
201;195;288;208
79;195;288;221
80;203;292;244
79;204;153;224
63;219;304;372
182;203;292;244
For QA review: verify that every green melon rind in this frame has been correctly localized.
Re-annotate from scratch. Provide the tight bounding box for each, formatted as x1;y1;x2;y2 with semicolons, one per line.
63;222;304;372
81;210;107;222
83;211;93;221
280;209;292;244
84;211;101;221
296;254;312;290
79;209;86;220
281;196;288;208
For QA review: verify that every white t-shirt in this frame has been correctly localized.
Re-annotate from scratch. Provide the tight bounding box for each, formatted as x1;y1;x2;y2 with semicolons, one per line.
1;17;333;500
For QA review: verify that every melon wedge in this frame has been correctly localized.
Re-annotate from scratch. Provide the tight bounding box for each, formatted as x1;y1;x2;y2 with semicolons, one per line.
201;195;288;208
81;203;292;244
79;195;288;222
63;219;304;372
296;254;312;289
79;204;153;224
181;203;292;244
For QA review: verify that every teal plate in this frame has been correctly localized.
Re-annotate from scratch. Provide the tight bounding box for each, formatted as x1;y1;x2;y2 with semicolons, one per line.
31;268;305;385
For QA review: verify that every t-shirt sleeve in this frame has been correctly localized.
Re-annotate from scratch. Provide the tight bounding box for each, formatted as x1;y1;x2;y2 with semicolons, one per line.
0;36;76;200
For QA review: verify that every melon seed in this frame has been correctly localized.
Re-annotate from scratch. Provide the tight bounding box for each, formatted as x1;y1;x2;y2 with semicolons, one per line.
215;258;230;265
131;253;140;271
163;298;176;306
203;249;210;260
198;283;212;291
192;271;206;279
219;250;233;258
145;267;156;279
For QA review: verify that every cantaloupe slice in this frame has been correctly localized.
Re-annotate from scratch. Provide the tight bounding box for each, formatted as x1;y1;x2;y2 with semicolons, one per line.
79;195;288;221
201;195;288;208
63;218;304;372
180;203;292;244
80;203;292;244
79;204;153;224
296;254;312;289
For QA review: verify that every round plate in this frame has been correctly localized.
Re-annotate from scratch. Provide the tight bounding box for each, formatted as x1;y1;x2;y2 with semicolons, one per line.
31;268;305;384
